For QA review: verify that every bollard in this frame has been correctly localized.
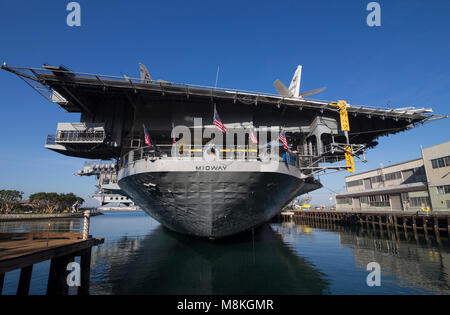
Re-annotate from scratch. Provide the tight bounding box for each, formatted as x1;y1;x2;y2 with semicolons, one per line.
83;211;91;240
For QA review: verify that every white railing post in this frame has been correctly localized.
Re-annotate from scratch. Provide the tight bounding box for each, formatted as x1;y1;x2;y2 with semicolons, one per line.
83;210;91;240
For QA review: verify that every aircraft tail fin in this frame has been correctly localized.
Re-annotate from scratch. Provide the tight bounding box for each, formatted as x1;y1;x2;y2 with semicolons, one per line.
274;65;325;99
139;63;152;83
273;79;292;97
300;87;326;98
288;65;302;98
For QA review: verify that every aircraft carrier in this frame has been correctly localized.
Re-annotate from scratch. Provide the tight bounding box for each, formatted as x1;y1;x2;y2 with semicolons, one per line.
1;63;440;237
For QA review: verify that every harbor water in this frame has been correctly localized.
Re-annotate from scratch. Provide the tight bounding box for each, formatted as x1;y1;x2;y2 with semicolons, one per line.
1;211;449;294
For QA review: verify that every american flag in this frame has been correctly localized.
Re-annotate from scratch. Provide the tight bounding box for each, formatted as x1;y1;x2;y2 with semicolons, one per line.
143;124;152;147
250;128;258;144
214;107;227;134
171;123;176;145
279;130;289;150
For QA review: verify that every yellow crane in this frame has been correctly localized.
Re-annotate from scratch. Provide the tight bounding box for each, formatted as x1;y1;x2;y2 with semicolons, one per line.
330;100;355;173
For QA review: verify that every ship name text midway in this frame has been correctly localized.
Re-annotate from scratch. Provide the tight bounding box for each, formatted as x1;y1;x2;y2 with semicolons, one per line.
195;165;228;171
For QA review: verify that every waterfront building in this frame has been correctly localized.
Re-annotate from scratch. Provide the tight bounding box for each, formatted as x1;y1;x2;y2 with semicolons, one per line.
335;141;450;212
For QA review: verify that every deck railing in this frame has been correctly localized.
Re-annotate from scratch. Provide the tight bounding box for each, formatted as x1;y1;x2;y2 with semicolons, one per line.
46;134;56;145
53;130;106;143
119;144;299;169
118;144;352;172
0;215;86;234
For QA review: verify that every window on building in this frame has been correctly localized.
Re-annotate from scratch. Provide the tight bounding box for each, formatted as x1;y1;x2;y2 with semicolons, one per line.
414;166;425;175
402;166;427;183
347;179;363;188
431;155;450;169
402;169;415;179
359;196;369;204
401;193;410;202
410;197;430;207
368;194;390;207
337;198;352;205
371;175;384;184
385;171;402;181
437;185;450;195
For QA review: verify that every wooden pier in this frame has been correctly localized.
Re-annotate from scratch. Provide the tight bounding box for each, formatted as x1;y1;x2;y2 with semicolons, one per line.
0;211;103;295
287;210;450;238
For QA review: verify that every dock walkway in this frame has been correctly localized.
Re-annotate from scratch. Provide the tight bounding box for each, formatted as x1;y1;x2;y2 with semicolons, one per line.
0;212;103;295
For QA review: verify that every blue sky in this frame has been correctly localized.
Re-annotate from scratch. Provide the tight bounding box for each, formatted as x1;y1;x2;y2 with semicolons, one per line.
0;0;449;206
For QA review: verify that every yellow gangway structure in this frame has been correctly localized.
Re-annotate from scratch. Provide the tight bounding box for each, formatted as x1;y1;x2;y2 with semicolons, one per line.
330;100;355;173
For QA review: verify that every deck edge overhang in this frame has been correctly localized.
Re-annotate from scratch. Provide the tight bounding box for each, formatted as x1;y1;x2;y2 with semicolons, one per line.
1;64;443;123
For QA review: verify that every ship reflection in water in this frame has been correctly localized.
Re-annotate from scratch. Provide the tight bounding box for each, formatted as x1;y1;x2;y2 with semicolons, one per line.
89;215;329;295
88;212;449;295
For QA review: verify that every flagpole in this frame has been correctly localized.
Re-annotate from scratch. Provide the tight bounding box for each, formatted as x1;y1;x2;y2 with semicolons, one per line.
213;102;216;133
172;121;175;146
213;103;216;147
282;125;290;152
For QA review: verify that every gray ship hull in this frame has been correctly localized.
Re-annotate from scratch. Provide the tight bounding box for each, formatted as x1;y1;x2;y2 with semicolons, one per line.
118;160;321;237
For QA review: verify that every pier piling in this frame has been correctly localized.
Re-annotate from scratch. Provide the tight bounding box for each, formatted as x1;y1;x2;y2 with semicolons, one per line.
412;217;417;233
47;254;74;295
448;218;450;236
17;265;33;295
78;248;92;295
0;273;4;294
433;217;440;237
285;210;450;238
423;218;429;236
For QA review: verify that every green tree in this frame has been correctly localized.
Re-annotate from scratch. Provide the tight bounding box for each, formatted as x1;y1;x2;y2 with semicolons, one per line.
29;192;58;213
58;193;84;212
29;192;84;213
0;190;24;214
